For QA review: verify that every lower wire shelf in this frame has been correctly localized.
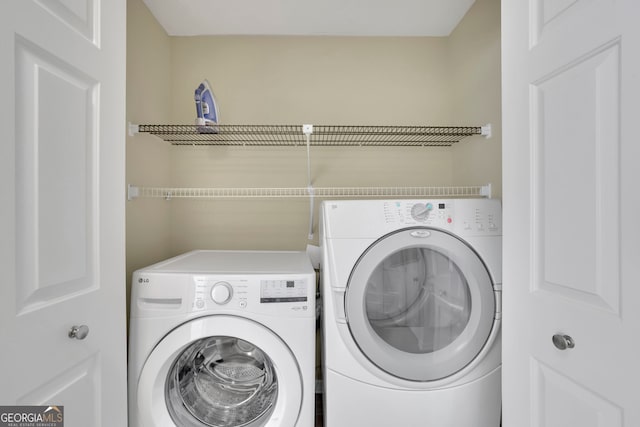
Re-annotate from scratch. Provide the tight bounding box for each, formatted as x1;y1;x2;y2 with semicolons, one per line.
127;184;492;200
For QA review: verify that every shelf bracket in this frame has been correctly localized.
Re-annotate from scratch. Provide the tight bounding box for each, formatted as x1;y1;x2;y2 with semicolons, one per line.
128;122;140;137
127;184;139;201
302;124;313;136
480;183;492;198
481;124;492;138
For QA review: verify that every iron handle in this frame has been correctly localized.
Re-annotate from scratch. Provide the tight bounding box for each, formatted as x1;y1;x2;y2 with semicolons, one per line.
68;325;89;340
552;334;575;350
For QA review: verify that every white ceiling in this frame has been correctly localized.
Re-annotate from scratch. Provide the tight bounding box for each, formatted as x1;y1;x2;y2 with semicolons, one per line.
142;0;476;37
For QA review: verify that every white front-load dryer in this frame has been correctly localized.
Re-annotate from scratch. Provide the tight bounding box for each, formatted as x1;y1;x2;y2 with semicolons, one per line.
320;199;502;427
128;250;316;427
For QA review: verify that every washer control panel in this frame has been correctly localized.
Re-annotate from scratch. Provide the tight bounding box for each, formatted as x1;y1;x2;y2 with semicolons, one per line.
190;275;312;316
260;279;308;303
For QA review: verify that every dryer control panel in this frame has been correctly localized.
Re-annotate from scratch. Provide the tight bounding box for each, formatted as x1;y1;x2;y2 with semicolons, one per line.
384;201;454;227
323;198;501;239
381;199;501;236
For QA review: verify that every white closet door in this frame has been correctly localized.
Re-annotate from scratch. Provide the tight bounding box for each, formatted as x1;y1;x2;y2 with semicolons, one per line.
0;1;127;425
502;0;640;426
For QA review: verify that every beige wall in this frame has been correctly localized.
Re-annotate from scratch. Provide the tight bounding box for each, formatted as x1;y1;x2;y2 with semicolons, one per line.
126;0;173;309
126;0;502;259
449;0;502;198
169;36;454;125
167;36;458;251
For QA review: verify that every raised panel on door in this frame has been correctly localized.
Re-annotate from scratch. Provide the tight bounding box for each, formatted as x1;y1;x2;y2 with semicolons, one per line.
16;355;101;427
531;41;620;313
15;35;99;314
530;0;616;51
531;360;622;427
35;0;98;44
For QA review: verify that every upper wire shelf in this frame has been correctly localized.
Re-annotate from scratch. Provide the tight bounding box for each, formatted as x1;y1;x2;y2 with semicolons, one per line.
130;124;491;147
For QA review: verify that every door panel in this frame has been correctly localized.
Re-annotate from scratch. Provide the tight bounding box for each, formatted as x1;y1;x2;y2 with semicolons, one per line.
502;0;640;425
0;1;127;425
530;0;616;53
531;360;622;427
15;35;99;313
531;41;621;314
16;355;101;427
35;0;98;44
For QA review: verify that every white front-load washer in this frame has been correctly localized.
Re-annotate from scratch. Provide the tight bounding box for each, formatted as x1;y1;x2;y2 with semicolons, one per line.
320;199;502;427
128;250;316;427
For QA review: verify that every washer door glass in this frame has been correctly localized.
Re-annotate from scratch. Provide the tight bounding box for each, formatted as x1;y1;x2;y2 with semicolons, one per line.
166;336;278;427
346;227;496;381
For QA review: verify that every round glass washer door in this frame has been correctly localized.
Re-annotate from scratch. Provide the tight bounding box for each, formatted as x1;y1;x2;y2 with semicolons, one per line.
136;316;302;427
165;336;278;427
345;227;496;382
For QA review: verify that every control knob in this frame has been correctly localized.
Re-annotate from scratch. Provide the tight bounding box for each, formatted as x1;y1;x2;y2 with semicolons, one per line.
411;202;434;221
211;282;233;305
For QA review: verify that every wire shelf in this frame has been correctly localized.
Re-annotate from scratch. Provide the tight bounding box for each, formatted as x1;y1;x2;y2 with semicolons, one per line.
132;124;488;147
127;185;491;200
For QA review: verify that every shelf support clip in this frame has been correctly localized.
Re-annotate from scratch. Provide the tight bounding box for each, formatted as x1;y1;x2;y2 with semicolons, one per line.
127;184;139;201
480;183;492;198
481;123;492;138
128;122;140;137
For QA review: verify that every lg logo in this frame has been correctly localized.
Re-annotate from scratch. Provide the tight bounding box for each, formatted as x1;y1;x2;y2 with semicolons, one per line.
138;277;150;284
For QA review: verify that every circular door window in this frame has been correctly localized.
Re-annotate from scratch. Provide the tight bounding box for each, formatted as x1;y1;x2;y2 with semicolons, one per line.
136;316;302;427
346;228;496;381
365;246;472;354
166;336;278;427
